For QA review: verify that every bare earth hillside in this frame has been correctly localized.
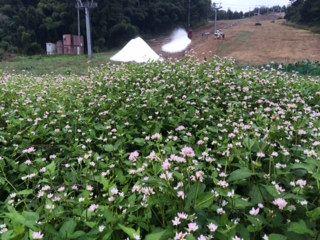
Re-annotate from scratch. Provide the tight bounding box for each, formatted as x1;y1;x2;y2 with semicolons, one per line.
150;13;320;64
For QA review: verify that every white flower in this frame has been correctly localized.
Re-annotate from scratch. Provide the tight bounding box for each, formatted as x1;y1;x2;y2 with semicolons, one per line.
99;225;106;232
217;208;225;215
133;234;141;240
22;147;36;154
110;187;119;195
88;204;99;212
32;231;44;239
187;222;199;232
197;235;208;240
249;207;260;216
232;236;243;240
177;212;188;219
272;198;287;210
177;191;185;199
172;217;181;226
296;179;307;188
207;223;218;232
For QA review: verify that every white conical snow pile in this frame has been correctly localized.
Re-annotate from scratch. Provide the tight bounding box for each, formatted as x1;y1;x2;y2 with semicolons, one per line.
110;37;162;63
162;28;191;53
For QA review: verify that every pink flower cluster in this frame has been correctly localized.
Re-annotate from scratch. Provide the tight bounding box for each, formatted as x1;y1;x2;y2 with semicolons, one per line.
181;147;195;158
129;151;139;162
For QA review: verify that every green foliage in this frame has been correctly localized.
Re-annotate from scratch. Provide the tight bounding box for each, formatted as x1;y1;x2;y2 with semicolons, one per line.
268;61;320;76
0;0;211;55
0;57;319;239
0;52;117;76
109;22;139;47
286;0;320;26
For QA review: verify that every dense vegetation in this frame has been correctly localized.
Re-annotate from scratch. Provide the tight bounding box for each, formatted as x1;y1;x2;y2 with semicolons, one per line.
269;61;320;77
0;0;211;56
217;6;286;21
285;0;320;29
0;58;319;240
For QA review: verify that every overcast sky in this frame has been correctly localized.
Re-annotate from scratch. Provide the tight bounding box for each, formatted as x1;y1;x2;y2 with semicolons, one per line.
217;0;291;12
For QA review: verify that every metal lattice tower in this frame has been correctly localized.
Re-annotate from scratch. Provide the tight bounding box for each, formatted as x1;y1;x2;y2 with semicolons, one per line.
212;2;222;34
76;0;97;59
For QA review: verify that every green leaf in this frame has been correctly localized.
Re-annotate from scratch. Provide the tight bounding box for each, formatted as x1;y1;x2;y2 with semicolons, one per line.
145;229;169;240
104;144;114;152
262;185;279;198
22;211;39;225
186;235;196;240
5;206;38;231
288;220;314;236
102;231;113;240
118;224;140;239
133;138;145;146
17;189;33;196
115;169;126;184
100;206;117;224
236;224;250;240
233;198;251;209
249;185;263;204
291;163;315;173
47;161;56;175
186;183;206;210
69;231;86;239
1;230;14;240
306;207;320;220
228;168;254;182
195;192;214;210
269;234;287;240
59;219;77;238
243;138;256;150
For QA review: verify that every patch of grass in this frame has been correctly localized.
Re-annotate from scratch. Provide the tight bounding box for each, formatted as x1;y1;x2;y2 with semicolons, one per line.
284;21;320;34
218;31;253;55
268;61;320;76
0;51;117;75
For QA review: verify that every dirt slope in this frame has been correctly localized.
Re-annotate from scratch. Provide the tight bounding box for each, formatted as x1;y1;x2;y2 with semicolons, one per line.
149;13;320;64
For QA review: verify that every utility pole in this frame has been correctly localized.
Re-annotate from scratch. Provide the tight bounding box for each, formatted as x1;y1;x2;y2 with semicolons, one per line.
76;6;81;55
75;0;97;59
187;0;191;29
212;2;222;34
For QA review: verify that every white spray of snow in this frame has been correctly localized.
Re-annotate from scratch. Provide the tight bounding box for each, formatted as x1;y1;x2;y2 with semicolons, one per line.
110;37;162;63
162;28;191;53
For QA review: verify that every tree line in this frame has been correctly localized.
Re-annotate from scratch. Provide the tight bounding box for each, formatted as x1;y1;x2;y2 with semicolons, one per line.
217;6;287;21
0;0;211;57
285;0;320;26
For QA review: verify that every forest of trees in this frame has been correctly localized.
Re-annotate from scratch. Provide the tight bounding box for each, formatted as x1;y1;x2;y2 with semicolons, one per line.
217;5;286;21
2;0;318;58
0;0;211;56
285;0;320;26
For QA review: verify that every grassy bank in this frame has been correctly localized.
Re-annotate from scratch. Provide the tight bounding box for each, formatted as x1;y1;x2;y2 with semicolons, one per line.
284;21;320;34
267;61;320;76
0;52;116;75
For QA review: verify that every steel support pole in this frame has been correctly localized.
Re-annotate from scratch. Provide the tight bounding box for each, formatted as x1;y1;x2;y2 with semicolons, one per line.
214;8;217;34
85;7;92;59
77;7;81;55
188;0;191;29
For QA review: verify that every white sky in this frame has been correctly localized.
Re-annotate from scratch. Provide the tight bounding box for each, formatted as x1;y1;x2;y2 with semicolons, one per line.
216;0;291;12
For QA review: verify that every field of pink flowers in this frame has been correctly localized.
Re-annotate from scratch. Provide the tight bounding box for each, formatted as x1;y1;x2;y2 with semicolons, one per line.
0;58;319;240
